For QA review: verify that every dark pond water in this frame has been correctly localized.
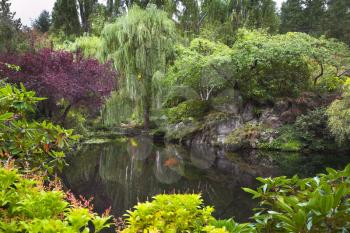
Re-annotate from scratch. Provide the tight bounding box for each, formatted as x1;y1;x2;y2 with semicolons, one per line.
61;136;350;222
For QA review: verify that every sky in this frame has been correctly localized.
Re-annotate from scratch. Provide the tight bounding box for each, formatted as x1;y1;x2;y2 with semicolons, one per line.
10;0;285;26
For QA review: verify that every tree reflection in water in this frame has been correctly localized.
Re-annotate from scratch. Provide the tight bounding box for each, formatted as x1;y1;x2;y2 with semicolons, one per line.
61;136;350;222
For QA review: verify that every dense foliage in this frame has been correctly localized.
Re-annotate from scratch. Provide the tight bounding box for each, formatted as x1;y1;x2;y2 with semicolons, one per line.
167;30;350;103
0;166;111;232
51;0;81;36
327;83;350;144
1;1;350;231
166;38;231;101
0;49;116;123
0;83;77;172
61;36;103;59
103;0;279;42
122;164;350;232
0;80;112;232
243;163;350;232
123;194;214;233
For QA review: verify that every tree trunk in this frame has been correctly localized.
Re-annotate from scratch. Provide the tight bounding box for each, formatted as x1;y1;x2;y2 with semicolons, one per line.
314;62;324;86
143;75;152;130
143;99;150;130
60;104;72;124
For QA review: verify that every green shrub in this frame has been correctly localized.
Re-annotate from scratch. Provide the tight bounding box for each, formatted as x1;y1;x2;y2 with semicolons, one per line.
0;167;111;232
205;219;255;233
295;108;329;138
317;75;345;92
0;83;78;172
122;194;214;233
120;164;350;232
167;100;209;124
65;110;88;135
327;87;350;144
295;108;336;150
59;36;103;60
258;125;303;152
244;163;350;232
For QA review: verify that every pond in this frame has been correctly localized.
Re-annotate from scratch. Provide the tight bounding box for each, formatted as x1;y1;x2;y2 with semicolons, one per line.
61;136;350;223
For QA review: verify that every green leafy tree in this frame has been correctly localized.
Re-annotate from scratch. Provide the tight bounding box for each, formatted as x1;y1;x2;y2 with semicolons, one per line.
166;38;232;101
200;0;279;43
167;30;350;105
52;0;81;36
101;6;176;129
33;10;51;33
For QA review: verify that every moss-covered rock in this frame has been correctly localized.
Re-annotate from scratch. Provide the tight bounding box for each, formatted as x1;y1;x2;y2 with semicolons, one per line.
166;100;209;124
165;120;202;142
224;123;265;150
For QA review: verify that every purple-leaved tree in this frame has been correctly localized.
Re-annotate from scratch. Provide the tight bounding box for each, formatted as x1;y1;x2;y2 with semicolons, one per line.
0;49;117;122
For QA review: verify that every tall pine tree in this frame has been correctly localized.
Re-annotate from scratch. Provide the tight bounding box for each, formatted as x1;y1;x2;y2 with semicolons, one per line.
280;0;304;33
33;10;51;33
0;0;21;51
302;0;326;36
326;0;350;45
52;0;81;36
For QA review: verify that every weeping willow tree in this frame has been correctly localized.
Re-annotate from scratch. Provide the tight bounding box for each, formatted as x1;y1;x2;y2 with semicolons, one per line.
101;5;176;129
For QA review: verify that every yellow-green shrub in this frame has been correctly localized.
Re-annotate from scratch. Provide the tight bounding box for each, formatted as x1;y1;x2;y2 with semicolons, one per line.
0;167;111;232
122;194;214;233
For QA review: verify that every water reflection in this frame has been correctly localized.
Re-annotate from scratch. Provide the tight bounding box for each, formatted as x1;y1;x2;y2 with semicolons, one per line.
62;137;350;223
190;144;216;169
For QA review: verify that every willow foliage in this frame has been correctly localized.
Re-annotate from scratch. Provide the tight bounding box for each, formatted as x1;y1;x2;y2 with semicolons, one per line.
101;5;175;81
101;5;176;127
327;82;350;144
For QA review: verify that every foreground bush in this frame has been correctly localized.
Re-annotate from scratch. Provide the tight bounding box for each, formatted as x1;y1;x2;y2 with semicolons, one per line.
124;164;350;232
0;166;111;232
244;163;350;232
0;82;113;232
0;83;77;172
122;194;215;233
